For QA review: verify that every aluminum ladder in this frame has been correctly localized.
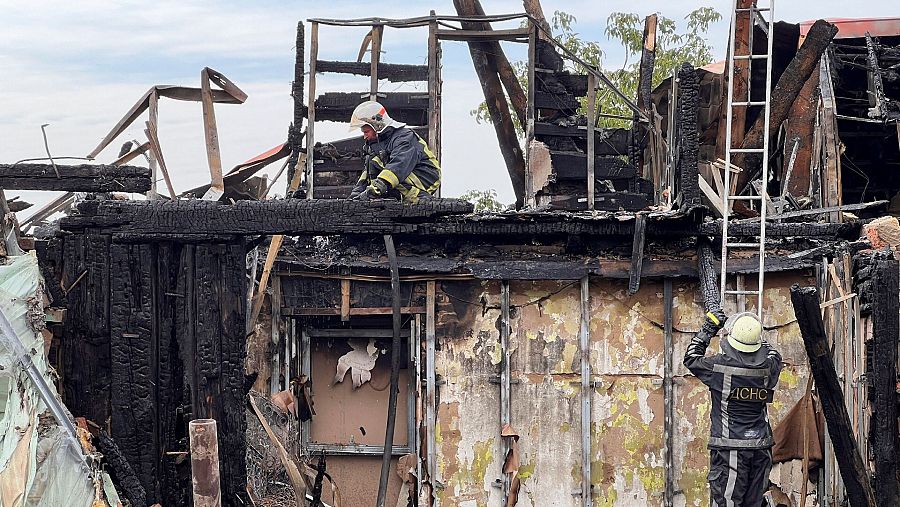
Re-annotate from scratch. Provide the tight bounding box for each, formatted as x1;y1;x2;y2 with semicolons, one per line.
720;0;775;318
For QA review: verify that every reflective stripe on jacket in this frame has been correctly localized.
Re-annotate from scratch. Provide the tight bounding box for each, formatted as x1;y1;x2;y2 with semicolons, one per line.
354;126;441;203
683;328;783;449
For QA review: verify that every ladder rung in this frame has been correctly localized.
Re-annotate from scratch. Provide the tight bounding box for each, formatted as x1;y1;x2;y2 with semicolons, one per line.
725;290;761;296
733;55;768;60
732;101;768;106
727;195;762;201
730;148;765;153
736;7;771;12
726;242;762;248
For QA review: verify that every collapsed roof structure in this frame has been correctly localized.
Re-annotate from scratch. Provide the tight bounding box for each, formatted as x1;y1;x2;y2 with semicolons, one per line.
1;2;900;506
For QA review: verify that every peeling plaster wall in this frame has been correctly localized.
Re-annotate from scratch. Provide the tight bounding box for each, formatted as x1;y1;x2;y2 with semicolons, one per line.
433;272;812;507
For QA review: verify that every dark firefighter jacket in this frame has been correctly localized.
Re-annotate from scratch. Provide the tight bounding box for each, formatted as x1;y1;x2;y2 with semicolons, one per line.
354;126;441;203
683;327;783;450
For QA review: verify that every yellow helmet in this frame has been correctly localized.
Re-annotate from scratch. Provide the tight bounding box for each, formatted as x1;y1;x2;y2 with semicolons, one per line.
348;100;405;133
724;312;763;353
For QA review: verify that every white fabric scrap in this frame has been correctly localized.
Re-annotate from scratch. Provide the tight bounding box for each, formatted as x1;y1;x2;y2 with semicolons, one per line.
333;339;379;388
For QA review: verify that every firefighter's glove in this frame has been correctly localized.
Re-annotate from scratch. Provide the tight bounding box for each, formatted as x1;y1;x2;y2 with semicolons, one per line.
369;178;390;196
701;309;728;336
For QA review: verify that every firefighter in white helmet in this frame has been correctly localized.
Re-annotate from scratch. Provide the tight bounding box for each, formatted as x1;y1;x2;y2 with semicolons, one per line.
684;309;782;506
347;100;441;203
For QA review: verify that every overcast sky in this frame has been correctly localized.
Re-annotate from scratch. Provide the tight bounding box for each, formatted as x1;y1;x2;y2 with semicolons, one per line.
1;1;897;215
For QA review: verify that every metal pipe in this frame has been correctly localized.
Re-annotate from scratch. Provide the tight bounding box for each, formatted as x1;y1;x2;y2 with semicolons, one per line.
580;276;592;506
663;279;674;507
189;419;221;507
376;234;402;507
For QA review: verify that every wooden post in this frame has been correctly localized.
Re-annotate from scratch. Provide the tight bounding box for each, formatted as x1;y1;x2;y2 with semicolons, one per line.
871;257;900;506
627;214;647;295
306;22;319;199
287;21;305;188
369;25;383;101
587;74;596;210
189;419;222;507
427;11;443;185
631;14;657;178
525;22;537;208
789;285;876;507
148;89;159;200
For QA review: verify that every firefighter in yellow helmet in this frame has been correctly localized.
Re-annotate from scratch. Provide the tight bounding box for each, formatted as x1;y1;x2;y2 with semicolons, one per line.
684;310;782;506
347;101;441;203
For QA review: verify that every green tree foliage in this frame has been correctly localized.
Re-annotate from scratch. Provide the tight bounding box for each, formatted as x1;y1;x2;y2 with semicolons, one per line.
471;8;721;130
459;188;508;212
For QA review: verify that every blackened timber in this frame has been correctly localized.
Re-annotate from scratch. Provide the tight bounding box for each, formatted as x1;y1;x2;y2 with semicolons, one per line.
789;285;877;507
314;92;428;125
0;163;151;192
697;239;722;311
699;220;862;239
287;21;306;183
536;71;588;97
550;152;637;180
628;214;648;295
676;63;700;207
315;60;429;82
543;192;650;212
535;124;630;155
535;91;578;111
870;256;900;507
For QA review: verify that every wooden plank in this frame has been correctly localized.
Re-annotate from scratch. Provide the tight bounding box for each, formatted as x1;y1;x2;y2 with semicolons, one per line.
587;74;596;210
340;278;351;321
434;27;531;42
200;68;224;199
525;22;537;208
698;173;726;218
871;257;900;506
630;14;657;175
427;12;443;173
144;121;177;200
790;285;877;507
543;192;650;212
535;91;578;111
315;60;428;82
0;164;151;193
534;123;630;155
627;213;647;294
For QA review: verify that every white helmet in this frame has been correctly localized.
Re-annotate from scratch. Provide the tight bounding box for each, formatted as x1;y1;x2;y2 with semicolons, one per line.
348;100;405;133
724;312;763;353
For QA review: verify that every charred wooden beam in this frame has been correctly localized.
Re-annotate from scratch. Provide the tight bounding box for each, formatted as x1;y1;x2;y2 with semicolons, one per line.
315;60;428;82
627;213;648;295
790;285;877;507
549;153;637;180
870;255;900;506
697;239;721;312
60;198;475;237
734;20;838;192
453;0;526;206
541;192;651;212
534;124;630;154
314;92;428;125
676;63;700;208
630;14;657;173
287;21;306;184
699;220;861;239
0;163;151;192
453;0;527;128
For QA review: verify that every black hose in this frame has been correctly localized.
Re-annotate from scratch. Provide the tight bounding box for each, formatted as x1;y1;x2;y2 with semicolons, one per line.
376;234;402;507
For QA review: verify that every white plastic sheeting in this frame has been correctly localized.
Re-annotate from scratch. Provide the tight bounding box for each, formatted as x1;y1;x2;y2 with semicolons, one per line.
0;253;119;507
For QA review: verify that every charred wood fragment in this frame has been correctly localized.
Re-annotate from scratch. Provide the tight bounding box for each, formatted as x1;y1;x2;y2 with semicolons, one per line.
96;431;148;507
287;21;306;183
699;220;861;239
0;163;151;192
870;255;900;506
697;239;721;312
316;60;428;82
676;63;701;208
790;284;877;507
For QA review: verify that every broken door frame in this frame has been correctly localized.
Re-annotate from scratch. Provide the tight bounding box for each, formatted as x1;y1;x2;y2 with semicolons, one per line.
296;321;420;458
